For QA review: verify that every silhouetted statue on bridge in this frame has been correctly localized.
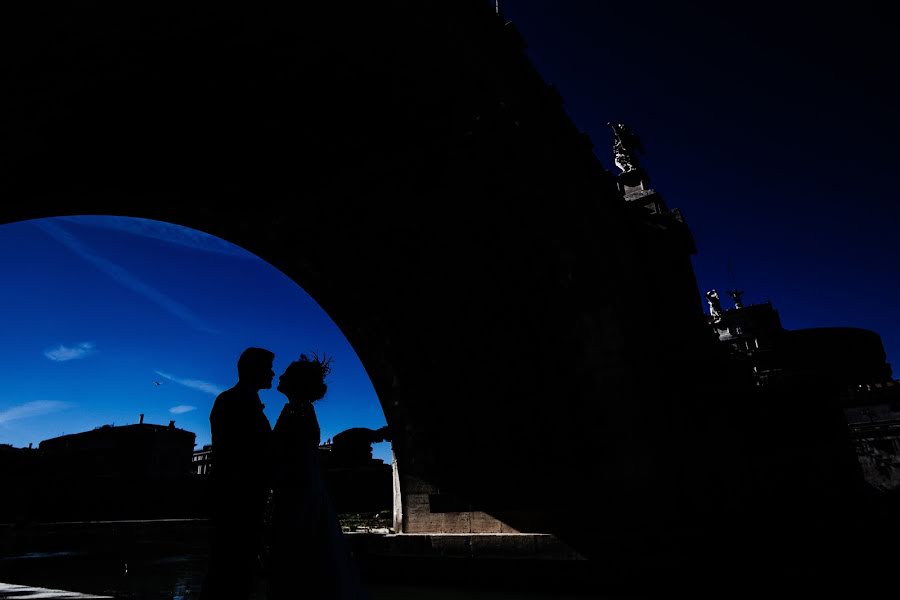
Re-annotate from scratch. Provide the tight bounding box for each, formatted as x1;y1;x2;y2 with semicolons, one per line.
608;122;645;174
706;289;723;321
200;347;275;600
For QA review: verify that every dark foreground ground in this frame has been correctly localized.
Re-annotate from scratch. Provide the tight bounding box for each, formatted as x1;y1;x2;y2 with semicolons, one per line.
0;520;600;599
5;514;900;598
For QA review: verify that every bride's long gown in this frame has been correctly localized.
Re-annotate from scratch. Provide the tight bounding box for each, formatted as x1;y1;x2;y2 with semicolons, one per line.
267;400;368;599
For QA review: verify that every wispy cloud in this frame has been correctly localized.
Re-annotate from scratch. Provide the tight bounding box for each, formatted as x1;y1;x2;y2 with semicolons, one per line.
57;216;253;260
169;405;197;414
0;400;74;425
44;342;96;362
34;219;218;334
155;370;223;396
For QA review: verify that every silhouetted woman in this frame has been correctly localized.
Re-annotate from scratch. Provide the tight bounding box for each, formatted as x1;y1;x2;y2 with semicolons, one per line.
267;353;369;599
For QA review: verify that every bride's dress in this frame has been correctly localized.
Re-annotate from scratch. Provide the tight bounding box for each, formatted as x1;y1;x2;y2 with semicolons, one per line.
268;400;369;599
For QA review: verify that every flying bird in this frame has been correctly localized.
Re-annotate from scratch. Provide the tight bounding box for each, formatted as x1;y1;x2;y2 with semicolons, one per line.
154;381;162;386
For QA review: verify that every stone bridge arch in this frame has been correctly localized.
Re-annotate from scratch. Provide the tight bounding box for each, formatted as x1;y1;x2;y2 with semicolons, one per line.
2;1;718;560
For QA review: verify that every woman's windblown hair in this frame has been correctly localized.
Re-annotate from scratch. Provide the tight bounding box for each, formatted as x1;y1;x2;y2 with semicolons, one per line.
299;352;333;378
286;352;333;401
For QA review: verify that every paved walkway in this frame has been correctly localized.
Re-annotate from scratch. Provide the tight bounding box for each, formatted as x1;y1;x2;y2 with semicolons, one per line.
0;582;113;598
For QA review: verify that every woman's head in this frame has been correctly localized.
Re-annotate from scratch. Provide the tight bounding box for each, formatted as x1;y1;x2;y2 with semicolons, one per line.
277;352;332;402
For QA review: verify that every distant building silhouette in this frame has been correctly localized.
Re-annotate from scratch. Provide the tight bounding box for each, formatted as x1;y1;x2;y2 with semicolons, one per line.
193;444;214;475
1;418;207;523
705;291;900;492
0;416;394;526
707;295;892;387
320;427;393;514
193;427;393;514
40;420;195;479
0;444;41;524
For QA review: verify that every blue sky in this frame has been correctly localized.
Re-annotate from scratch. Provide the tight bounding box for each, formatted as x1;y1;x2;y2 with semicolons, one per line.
501;1;900;372
0;216;391;463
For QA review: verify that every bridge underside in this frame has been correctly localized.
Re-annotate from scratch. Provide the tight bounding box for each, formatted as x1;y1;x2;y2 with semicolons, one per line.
2;1;889;584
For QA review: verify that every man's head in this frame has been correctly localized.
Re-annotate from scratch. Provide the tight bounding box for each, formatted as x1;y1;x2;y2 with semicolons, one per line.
237;347;275;391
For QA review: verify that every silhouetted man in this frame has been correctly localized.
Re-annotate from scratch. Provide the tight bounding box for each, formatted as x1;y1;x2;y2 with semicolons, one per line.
200;347;275;600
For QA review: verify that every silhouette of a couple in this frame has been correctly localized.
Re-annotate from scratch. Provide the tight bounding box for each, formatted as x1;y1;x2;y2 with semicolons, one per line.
200;347;368;599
